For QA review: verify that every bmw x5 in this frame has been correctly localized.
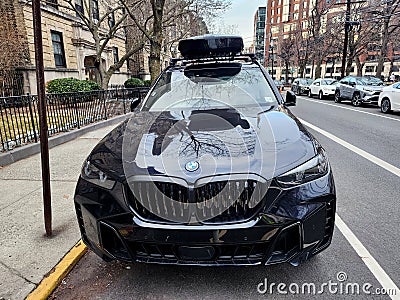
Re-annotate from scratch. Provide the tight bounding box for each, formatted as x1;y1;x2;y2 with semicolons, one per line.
74;35;336;266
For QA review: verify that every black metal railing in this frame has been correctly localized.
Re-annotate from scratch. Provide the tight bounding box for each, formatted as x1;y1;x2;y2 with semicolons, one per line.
0;87;149;152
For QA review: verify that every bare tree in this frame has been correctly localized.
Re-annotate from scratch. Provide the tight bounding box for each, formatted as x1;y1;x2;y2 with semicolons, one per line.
55;0;148;89
369;0;400;78
276;36;295;83
124;0;231;81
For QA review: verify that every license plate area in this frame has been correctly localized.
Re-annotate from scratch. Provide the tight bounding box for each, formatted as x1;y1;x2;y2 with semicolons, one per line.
178;246;216;261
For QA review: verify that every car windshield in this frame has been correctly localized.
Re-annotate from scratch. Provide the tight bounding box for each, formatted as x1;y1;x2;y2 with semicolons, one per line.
300;79;313;85
143;64;278;111
363;77;384;86
322;79;337;85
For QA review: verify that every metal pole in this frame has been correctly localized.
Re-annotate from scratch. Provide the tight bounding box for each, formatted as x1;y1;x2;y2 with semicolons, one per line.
32;0;52;236
341;0;351;78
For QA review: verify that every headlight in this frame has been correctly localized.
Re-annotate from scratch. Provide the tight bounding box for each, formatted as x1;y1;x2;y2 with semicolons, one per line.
276;148;329;188
82;160;115;189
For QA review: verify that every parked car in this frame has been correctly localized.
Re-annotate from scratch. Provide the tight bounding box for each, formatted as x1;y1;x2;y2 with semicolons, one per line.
74;35;336;267
274;80;284;91
291;78;314;95
378;82;400;113
334;76;384;106
309;78;338;99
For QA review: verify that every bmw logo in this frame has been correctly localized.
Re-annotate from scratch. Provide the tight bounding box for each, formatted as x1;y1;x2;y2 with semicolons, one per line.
185;161;199;172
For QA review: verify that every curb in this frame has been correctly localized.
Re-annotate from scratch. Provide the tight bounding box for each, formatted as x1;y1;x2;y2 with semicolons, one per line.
26;240;88;300
0;114;129;167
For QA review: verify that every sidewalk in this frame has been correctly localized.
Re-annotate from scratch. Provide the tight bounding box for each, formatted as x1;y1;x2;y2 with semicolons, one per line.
0;123;120;299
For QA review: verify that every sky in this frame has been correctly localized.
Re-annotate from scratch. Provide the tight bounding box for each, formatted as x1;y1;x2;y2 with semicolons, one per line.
217;0;266;47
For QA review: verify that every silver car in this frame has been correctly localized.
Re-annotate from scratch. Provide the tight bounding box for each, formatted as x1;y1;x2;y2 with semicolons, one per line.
334;76;384;106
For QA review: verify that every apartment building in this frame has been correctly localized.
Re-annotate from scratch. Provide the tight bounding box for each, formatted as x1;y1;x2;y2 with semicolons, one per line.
1;0;129;95
253;7;266;66
259;0;399;81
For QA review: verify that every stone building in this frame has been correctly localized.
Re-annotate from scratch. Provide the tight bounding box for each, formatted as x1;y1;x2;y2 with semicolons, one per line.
0;0;129;95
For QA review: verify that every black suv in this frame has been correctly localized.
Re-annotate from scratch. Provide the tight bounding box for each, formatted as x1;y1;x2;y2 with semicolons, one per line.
334;76;384;106
74;35;336;266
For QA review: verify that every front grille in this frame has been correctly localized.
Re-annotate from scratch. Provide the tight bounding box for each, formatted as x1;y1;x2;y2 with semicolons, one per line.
126;179;268;224
129;242;270;265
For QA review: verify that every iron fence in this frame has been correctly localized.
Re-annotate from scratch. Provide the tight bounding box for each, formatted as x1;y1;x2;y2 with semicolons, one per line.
0;87;149;152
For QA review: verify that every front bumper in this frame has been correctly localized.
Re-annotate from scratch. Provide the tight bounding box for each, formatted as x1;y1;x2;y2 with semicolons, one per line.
361;93;380;104
323;90;335;96
74;173;336;266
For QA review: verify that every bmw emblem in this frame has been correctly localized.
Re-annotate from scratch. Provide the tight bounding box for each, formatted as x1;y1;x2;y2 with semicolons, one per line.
185;161;199;172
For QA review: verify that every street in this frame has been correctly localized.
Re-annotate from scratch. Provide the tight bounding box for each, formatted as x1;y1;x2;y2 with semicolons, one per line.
50;96;400;299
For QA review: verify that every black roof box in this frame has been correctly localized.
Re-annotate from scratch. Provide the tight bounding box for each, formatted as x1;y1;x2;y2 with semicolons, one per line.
178;35;244;59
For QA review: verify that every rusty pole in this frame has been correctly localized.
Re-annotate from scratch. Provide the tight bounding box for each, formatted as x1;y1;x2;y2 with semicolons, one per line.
32;0;52;236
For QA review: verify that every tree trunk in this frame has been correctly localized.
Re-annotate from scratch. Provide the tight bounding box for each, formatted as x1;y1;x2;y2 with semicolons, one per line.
285;61;289;83
315;59;322;79
149;39;162;82
376;18;389;79
355;56;364;77
149;0;166;82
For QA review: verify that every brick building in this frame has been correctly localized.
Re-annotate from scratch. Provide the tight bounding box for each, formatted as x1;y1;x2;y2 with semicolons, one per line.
0;0;129;95
257;0;400;81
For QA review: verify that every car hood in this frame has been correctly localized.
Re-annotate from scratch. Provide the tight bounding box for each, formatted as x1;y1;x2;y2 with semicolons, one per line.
88;107;317;183
359;85;384;92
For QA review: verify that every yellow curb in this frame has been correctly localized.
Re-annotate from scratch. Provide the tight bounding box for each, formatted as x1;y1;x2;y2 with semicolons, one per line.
26;240;88;300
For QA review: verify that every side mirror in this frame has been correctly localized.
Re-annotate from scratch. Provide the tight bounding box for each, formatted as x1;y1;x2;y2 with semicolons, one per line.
285;91;297;107
130;98;141;112
349;82;356;87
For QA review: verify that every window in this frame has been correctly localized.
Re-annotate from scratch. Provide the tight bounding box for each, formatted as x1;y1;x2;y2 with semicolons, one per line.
46;0;58;9
51;31;66;68
92;0;99;22
365;66;375;73
75;0;84;15
113;47;119;64
108;11;116;29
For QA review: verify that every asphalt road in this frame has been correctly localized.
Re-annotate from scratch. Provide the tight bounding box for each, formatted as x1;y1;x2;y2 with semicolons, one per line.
50;96;400;300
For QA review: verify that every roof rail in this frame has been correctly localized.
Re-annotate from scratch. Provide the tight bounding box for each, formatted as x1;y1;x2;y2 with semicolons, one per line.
169;53;257;67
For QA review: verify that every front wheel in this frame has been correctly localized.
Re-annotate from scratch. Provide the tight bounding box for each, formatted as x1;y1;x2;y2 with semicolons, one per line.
352;94;362;107
381;98;392;114
319;91;324;100
334;91;341;103
308;90;312;98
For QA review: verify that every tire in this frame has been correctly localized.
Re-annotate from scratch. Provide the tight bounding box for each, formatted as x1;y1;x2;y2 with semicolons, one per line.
334;91;341;103
381;98;392;114
308;90;312;98
319;91;324;100
352;93;362;107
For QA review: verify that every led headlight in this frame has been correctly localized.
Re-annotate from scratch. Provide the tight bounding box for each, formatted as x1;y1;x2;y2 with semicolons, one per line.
276;148;329;188
82;160;115;189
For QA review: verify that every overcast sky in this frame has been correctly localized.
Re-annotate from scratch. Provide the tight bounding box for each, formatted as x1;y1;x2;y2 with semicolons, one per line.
217;0;266;47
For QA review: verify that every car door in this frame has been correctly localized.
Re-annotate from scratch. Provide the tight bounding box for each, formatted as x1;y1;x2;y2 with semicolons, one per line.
339;78;349;99
292;79;299;93
392;83;400;110
348;77;357;98
312;80;320;95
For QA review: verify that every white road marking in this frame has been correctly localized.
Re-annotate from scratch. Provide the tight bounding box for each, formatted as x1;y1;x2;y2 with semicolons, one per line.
301;97;400;123
299;118;400;298
335;215;400;299
299;118;400;177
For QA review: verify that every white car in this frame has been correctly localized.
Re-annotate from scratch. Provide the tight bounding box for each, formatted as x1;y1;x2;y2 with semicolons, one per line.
309;78;338;99
378;82;400;113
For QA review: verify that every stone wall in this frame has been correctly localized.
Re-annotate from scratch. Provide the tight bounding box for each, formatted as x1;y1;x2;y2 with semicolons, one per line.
0;0;31;95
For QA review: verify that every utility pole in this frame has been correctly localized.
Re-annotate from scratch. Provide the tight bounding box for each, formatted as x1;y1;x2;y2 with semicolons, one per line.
32;0;52;236
341;0;351;78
